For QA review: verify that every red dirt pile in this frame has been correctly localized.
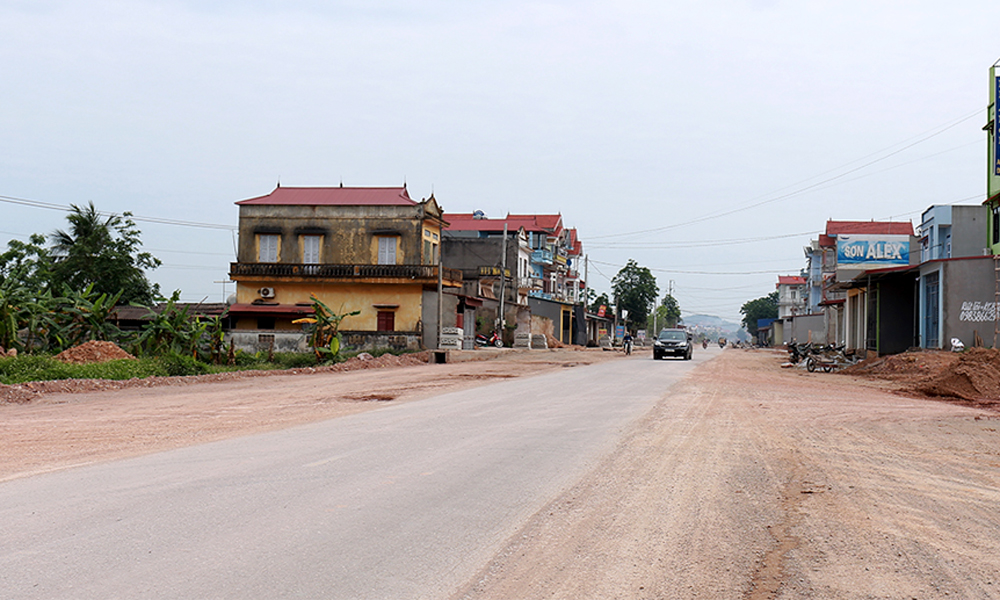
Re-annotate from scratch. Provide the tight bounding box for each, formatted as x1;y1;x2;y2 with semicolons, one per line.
915;347;1000;401
841;347;1000;408
840;351;957;382
54;341;136;364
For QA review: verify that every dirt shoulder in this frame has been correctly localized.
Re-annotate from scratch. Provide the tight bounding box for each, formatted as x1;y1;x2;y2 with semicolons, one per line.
0;347;620;482
452;348;1000;600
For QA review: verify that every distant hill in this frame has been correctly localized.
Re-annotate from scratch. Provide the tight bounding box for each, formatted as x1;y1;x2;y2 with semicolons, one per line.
683;314;738;329
681;314;747;340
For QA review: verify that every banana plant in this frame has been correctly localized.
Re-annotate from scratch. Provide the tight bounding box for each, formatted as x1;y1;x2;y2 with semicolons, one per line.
301;295;359;361
51;284;124;350
132;292;195;357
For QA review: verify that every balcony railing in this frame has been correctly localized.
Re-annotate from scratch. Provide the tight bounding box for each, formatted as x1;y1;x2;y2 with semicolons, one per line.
517;277;538;290
478;266;511;277
531;249;554;265
230;262;462;283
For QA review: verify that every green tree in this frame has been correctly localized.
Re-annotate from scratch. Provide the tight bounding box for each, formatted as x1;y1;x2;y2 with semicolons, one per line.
647;293;682;332
0;234;53;292
50;202;161;305
588;292;613;318
0;236;57;351
740;291;779;337
611;259;659;332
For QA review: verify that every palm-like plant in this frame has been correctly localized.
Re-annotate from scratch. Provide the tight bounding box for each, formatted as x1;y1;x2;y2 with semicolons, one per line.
50;202;161;305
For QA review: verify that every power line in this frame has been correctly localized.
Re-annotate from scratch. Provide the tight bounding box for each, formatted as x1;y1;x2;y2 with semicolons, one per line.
587;108;983;241
0;194;237;231
587;230;820;250
588;259;798;276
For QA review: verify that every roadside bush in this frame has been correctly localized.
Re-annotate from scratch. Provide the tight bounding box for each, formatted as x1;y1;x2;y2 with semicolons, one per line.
0;355;165;384
270;352;319;369
0;355;75;384
156;352;209;377
71;359;165;380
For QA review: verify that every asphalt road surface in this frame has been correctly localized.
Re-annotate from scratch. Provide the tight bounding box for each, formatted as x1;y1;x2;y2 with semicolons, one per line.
1;348;702;599
5;346;1000;599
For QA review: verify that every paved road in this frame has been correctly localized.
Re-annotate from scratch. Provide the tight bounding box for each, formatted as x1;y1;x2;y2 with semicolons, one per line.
1;348;702;599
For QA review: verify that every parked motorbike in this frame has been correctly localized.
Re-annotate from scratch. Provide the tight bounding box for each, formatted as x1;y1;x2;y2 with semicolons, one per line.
476;331;503;348
702;340;708;349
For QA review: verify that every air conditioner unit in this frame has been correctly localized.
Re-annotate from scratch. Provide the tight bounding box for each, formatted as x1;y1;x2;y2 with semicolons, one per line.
258;287;275;299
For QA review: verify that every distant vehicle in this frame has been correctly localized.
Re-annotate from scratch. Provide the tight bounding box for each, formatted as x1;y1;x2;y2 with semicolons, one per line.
653;328;693;360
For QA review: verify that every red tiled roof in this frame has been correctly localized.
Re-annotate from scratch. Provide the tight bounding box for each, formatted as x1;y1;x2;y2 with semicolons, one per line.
506;214;563;235
236;186;416;206
444;213;552;233
825;220;913;236
566;228;582;255
444;213;537;232
777;276;806;286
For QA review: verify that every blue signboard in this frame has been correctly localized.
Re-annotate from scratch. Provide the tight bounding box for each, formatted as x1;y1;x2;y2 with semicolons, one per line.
995;74;1000;176
836;235;909;267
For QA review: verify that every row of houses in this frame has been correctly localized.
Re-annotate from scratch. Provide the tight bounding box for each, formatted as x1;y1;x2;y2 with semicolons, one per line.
767;65;1000;356
222;184;600;354
768;207;1000;355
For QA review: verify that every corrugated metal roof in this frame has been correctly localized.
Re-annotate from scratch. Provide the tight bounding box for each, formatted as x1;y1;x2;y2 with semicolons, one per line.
236;186;416;206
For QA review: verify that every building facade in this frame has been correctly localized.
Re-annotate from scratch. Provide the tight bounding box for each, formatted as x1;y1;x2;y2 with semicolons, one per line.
227;185;462;352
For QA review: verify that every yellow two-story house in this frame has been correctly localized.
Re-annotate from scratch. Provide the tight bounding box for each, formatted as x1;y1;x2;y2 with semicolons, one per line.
227;185;462;353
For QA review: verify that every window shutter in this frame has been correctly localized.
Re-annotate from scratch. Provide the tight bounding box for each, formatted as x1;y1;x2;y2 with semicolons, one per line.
303;236;320;264
259;234;279;263
378;237;396;265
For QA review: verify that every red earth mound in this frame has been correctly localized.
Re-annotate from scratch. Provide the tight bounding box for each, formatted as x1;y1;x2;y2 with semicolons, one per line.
54;341;137;365
915;347;1000;401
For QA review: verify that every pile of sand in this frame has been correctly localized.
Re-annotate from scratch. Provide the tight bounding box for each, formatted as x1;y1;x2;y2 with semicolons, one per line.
54;341;136;365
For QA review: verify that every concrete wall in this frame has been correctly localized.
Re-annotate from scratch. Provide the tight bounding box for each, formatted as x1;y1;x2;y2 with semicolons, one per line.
226;330;422;355
789;314;826;344
952;205;989;258
527;296;581;344
938;256;997;348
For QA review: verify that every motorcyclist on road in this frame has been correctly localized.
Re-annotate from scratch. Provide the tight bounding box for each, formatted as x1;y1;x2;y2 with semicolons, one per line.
623;332;634;356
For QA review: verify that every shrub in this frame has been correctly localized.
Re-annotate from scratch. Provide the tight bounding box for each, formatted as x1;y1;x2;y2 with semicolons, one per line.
0;355;166;384
156;352;209;377
271;352;319;369
0;355;74;384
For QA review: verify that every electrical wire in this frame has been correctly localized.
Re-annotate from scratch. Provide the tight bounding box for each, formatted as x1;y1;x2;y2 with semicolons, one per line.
0;194;237;231
587;108;984;241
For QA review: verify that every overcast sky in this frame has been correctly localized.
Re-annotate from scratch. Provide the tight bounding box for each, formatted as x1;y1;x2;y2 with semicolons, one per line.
2;0;998;323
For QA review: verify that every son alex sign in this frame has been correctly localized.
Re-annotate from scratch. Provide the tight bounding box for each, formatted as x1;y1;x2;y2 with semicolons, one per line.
836;235;910;268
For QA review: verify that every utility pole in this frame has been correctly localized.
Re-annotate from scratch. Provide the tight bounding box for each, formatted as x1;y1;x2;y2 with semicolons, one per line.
437;240;443;349
498;223;507;332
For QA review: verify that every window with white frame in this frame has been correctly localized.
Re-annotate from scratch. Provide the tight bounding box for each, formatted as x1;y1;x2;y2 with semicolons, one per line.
302;235;321;264
378;236;397;265
259;234;279;263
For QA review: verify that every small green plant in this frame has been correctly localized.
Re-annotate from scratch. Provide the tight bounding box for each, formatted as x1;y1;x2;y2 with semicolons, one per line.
302;296;360;361
0;355;166;384
156;352;209;377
